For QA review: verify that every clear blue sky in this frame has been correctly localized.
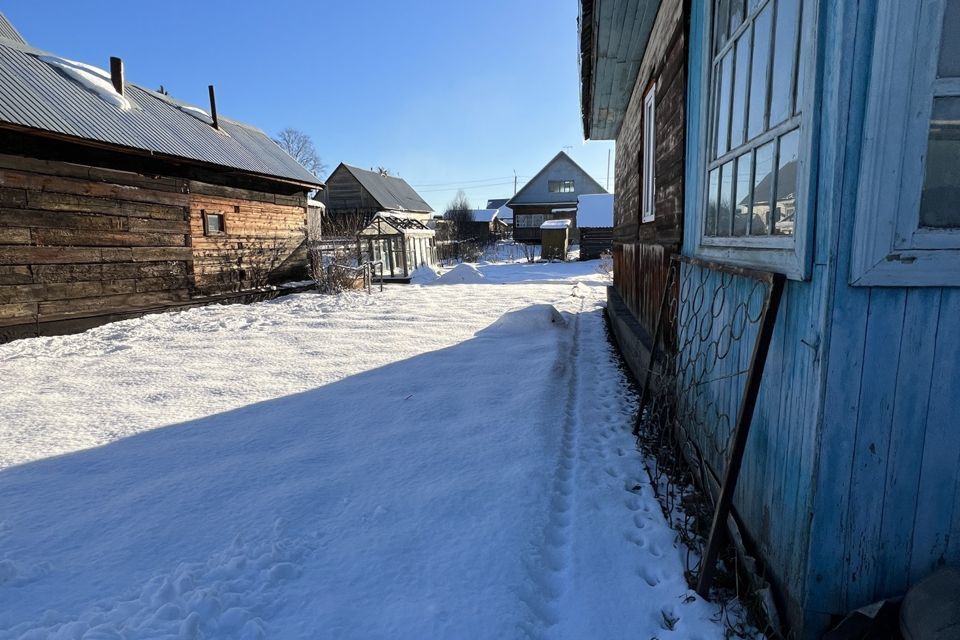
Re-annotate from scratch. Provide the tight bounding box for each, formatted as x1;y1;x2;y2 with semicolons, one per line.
6;1;615;212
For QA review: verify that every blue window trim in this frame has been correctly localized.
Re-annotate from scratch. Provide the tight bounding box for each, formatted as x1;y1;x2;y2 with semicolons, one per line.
685;0;821;281
849;0;960;286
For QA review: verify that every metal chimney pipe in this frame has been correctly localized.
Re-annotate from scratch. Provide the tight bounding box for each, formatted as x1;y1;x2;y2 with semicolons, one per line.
109;57;124;96
208;84;219;129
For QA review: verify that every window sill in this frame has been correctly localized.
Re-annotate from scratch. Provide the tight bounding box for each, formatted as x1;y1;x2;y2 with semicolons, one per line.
693;241;807;280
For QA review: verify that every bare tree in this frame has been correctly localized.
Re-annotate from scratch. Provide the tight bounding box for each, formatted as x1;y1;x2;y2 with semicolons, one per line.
443;190;474;241
275;128;326;177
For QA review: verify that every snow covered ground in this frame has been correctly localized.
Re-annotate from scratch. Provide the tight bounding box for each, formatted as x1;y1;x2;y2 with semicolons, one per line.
0;260;747;639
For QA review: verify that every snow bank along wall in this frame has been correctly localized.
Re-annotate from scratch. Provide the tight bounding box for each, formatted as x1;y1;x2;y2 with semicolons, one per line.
0;135;310;342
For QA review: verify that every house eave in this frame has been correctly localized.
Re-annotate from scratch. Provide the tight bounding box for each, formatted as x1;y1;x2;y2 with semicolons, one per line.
579;0;661;140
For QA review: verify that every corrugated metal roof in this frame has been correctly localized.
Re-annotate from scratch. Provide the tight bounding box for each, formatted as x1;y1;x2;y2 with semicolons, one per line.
342;164;433;213
0;37;322;187
0;13;26;45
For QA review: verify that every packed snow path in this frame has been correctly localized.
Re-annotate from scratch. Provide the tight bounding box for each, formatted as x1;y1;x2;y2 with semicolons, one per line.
0;261;740;639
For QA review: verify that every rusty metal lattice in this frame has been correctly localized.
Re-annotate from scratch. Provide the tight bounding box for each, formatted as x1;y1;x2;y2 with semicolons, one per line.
634;254;785;597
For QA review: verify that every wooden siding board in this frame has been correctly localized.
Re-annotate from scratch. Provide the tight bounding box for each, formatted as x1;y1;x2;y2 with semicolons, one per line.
842;289;907;609
909;288;960;585
802;0;873;618
874;288;941;598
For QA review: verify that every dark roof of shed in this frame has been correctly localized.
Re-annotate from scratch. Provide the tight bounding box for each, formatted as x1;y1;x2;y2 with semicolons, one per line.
0;29;322;188
340;164;433;213
486;198;509;209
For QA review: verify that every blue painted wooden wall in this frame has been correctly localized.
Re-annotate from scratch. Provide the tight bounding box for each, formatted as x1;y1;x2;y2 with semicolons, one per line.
683;0;960;634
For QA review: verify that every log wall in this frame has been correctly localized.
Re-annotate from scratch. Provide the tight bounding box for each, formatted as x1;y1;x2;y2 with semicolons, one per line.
187;184;307;295
0;153;308;340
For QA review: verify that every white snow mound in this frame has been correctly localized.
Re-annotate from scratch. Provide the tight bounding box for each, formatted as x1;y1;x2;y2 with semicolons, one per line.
481;304;567;336
410;265;440;284
432;263;486;285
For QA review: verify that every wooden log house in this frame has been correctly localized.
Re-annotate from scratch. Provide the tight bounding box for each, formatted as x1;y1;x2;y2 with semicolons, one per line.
0;14;323;341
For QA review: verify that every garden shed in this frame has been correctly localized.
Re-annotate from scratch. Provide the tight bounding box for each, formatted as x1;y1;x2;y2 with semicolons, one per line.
358;213;437;282
540;218;571;261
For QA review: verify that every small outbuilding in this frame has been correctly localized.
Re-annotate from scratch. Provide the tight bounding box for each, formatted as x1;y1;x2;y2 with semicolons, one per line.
358;213;437;282
576;193;614;260
540;218;571;261
466;209;510;240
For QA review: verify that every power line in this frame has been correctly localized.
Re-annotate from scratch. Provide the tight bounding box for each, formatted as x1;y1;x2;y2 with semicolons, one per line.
411;175;519;187
417;181;519;193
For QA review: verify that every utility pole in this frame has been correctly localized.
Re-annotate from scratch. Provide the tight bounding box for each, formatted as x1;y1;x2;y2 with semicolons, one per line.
513;170;517;195
606;149;611;191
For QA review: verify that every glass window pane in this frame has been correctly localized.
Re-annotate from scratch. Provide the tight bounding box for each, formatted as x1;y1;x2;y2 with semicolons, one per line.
773;129;800;235
748;3;773;139
715;50;734;158
769;0;800;127
729;0;745;34
718;160;734;236
733;152;753;236
919;97;960;228
751;141;775;234
731;32;751;148
939;0;960;77
793;0;806;116
707;168;720;236
715;0;731;52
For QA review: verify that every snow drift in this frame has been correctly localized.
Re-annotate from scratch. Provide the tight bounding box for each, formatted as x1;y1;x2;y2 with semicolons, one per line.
432;263;485;284
481;304;567;337
409;265;440;284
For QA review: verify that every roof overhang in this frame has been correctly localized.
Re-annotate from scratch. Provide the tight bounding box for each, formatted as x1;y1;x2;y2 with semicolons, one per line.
579;0;661;140
0;121;325;191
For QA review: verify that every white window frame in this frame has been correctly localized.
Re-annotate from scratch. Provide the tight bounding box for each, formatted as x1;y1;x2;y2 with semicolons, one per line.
690;0;819;280
850;0;960;286
642;85;657;223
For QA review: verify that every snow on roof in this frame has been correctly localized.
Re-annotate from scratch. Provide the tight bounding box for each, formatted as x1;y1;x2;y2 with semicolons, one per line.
470;209;498;223
541;218;572;229
307;198;325;209
552;207;577;213
577;193;614;228
39;54;131;111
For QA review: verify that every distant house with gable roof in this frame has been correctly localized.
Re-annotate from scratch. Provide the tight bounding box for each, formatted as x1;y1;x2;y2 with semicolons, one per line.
321;163;434;234
506;151;607;243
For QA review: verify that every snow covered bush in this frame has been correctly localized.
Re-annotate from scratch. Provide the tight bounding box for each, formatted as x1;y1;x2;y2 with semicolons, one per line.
596;252;613;276
306;239;363;294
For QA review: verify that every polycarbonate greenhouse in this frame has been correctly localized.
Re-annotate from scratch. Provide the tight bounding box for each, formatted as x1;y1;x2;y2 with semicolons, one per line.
358;213;438;281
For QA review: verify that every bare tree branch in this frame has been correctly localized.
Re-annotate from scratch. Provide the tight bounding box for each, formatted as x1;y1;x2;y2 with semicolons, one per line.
275;128;327;178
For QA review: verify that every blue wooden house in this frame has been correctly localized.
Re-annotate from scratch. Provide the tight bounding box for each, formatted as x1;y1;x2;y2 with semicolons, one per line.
581;0;960;636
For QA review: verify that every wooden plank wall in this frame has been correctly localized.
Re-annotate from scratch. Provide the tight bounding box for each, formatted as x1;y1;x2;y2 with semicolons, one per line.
684;2;960;634
683;3;826;631
579;227;613;260
187;183;307;295
611;0;685;339
0;153;192;335
805;0;960;623
323;166;378;211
